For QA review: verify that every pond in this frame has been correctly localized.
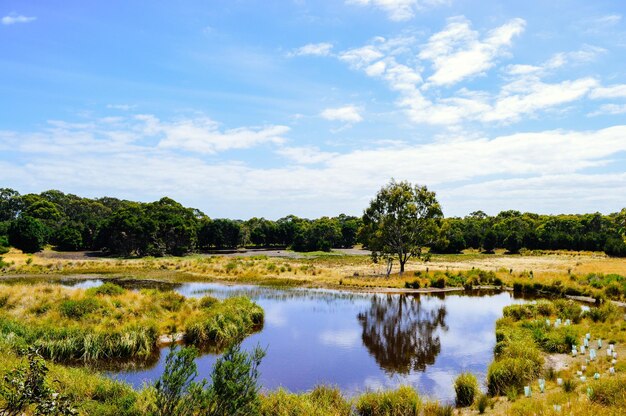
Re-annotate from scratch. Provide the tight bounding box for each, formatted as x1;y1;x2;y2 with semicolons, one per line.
4;276;525;403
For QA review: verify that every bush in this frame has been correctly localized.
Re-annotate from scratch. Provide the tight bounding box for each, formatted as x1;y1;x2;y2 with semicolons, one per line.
0;349;77;415
503;304;536;321
487;337;543;395
589;376;626;405
585;302;621;323
59;298;100;319
205;343;266;416
199;296;219;309
476;394;489;414
355;386;421;416
604;236;626;257
8;216;48;253
430;275;446;289
553;299;582;323
86;282;125;296
152;346;202;416
454;373;478;407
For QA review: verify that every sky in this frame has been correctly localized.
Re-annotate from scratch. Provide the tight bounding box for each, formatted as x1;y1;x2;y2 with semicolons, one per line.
1;0;626;219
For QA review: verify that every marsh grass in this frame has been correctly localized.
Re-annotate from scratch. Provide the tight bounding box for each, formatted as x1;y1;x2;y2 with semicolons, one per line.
0;283;263;361
354;386;421;416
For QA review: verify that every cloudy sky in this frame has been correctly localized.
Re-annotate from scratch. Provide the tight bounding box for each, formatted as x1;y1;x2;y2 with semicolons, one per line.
1;1;625;219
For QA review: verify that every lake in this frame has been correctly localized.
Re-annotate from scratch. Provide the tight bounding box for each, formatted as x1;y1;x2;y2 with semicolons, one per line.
51;278;523;403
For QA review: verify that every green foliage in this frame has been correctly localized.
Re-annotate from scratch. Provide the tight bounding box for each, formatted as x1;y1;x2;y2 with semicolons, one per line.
205;343;265;416
454;372;478;407
354;386;421;416
361;180;443;273
59;298;100;319
476;394;489;414
589;376;626;405
185;297;264;347
260;386;352;416
8;216;48;253
152;346;203;416
562;378;577;393
487;335;543;395
604;236;626;257
86;283;125;297
0;349;77;415
54;226;83;251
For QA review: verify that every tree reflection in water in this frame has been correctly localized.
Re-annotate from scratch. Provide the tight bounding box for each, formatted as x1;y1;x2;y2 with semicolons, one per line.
358;294;447;374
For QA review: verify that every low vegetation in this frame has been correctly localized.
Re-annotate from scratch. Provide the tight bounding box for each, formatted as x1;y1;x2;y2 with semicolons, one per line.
0;283;263;361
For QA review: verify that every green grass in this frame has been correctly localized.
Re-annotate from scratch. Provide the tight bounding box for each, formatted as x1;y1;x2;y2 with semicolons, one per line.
0;283;263;361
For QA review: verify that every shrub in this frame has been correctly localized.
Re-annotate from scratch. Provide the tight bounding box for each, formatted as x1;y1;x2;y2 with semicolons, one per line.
158;292;186;312
86;282;125;296
355;386;421;416
503;304;536;321
536;301;556;317
152;346;202;416
476;394;489;414
562;378;576;393
585;302;621;323
199;296;219;309
487;337;543;395
404;280;421;289
59;297;100;319
553;299;582;323
205;343;266;416
0;349;77;415
604;236;626;257
8;216;48;253
589;376;626;405
454;373;478;407
430;275;446;289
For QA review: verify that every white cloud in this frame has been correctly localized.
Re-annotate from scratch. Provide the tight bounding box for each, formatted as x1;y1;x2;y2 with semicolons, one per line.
288;42;334;57
107;104;136;111
484;77;599;123
588;104;626;117
319;329;361;348
589;84;626;99
1;13;36;25
276;146;338;164
419;16;526;87
333;23;610;126
2;116;626;217
153;117;289;154
320;105;363;123
346;0;449;21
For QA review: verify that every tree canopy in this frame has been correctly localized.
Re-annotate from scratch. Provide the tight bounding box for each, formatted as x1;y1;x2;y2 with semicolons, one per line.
360;180;443;274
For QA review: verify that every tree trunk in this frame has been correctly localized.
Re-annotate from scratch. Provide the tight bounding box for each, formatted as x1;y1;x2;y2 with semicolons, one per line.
399;259;405;274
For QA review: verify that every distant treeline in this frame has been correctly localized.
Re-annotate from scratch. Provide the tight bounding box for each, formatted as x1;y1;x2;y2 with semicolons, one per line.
0;189;360;256
433;210;626;256
0;188;624;257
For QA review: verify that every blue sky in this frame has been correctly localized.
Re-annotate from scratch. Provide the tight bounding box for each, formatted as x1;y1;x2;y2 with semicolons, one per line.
1;0;625;219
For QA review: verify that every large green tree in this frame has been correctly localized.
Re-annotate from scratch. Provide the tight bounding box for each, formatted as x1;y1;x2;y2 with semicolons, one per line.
361;180;443;274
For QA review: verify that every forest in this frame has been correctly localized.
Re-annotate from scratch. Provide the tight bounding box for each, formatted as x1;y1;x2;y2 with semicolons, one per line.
0;188;625;257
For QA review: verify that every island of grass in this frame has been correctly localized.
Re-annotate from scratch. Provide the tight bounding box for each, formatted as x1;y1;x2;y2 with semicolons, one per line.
0;282;263;361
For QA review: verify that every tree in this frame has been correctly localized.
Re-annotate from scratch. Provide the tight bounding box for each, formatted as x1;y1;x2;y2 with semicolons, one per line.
8;216;48;253
361;180;443;274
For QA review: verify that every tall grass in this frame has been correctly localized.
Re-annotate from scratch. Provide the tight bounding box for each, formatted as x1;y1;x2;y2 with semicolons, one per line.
0;283;263;361
354;386;421;416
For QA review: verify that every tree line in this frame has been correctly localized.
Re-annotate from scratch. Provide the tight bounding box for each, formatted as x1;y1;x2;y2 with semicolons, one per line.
432;209;626;256
0;186;624;257
0;188;360;256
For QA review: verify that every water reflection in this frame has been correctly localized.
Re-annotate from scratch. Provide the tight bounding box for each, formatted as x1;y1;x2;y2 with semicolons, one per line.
2;275;526;402
359;295;447;374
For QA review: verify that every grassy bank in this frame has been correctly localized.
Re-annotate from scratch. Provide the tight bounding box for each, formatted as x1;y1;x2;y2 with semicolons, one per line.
0;282;263;361
2;249;626;303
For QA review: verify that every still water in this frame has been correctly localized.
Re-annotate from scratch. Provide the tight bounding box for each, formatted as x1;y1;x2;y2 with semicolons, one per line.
56;279;521;402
